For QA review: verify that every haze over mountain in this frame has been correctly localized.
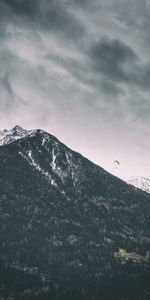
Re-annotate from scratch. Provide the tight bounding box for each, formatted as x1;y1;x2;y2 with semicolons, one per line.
0;126;150;299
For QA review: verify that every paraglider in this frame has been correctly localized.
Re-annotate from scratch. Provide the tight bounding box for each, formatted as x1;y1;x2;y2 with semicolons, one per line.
114;160;120;168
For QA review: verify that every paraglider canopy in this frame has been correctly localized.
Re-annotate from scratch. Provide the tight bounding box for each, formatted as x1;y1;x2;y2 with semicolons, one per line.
114;160;120;168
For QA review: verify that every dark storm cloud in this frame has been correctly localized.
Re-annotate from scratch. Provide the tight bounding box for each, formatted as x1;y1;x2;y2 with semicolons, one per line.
0;0;38;18
0;0;150;178
89;37;150;93
0;0;150;98
0;0;85;39
89;38;138;82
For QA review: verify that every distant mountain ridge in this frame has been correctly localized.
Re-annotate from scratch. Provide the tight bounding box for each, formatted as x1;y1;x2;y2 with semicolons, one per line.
125;176;150;194
0;125;34;146
0;126;150;300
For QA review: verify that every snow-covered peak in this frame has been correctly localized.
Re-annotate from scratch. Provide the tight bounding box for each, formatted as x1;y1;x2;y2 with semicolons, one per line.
12;125;27;134
0;125;32;146
124;176;150;193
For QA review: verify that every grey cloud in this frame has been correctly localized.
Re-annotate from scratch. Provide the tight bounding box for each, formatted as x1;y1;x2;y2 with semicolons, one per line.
113;0;150;33
45;42;124;98
0;0;85;40
0;73;16;109
0;0;150;179
135;63;150;89
72;0;97;9
134;98;150;121
0;68;25;113
122;89;150;126
88;36;150;94
89;37;138;82
100;78;124;97
102;0;150;47
0;0;38;18
2;73;13;96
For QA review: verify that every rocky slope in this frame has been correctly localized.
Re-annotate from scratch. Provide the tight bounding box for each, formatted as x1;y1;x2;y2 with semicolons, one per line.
0;126;150;300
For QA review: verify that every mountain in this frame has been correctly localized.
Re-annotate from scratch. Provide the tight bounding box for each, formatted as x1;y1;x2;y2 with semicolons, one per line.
0;125;35;146
0;126;150;300
125;176;150;194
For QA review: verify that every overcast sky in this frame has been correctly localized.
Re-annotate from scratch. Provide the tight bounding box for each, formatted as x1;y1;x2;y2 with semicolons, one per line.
0;0;150;178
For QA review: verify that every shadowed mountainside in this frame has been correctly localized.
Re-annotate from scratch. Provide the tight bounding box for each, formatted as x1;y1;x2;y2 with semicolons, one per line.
0;127;150;299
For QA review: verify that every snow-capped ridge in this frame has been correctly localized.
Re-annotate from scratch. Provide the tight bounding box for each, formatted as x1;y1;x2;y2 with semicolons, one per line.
124;176;150;193
0;125;39;146
12;125;27;134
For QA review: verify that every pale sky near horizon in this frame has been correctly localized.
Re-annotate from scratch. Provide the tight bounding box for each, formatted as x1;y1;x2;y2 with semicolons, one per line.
0;0;150;179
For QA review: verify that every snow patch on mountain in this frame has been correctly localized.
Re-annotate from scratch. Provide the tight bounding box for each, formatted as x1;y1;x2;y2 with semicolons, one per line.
124;176;150;193
41;133;50;146
28;150;42;173
0;125;34;146
51;148;57;170
19;150;57;187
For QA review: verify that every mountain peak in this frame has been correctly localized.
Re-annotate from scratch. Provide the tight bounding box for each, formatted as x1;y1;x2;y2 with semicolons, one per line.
0;125;51;147
0;124;150;299
0;125;30;146
12;125;26;132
